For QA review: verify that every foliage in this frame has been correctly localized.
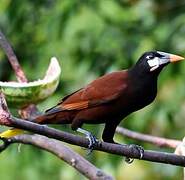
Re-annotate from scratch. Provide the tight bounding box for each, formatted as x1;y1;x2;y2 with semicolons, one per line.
0;0;185;179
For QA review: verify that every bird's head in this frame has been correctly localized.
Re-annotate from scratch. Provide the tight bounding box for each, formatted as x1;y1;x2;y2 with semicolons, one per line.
135;51;184;74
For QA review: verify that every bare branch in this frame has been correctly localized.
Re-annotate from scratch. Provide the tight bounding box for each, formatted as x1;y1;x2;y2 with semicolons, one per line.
116;127;181;149
0;30;27;82
1;134;113;180
0;115;184;167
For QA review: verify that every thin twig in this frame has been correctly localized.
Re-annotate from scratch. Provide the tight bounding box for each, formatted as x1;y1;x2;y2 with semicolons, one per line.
0;30;27;82
4;134;113;180
116;127;181;149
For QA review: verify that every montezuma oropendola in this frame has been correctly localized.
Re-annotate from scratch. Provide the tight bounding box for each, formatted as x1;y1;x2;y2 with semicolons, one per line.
0;51;184;150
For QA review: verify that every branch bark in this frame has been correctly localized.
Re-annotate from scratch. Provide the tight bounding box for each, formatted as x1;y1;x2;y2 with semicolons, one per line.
116;127;181;149
0;30;27;83
0;109;184;167
0;134;113;180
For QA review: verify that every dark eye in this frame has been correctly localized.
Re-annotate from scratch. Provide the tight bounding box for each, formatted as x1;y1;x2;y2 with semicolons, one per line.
146;55;154;60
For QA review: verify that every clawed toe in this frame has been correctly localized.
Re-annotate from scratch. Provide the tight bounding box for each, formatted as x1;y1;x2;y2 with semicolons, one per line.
86;133;99;155
125;144;144;164
87;133;98;148
129;144;144;159
77;128;99;155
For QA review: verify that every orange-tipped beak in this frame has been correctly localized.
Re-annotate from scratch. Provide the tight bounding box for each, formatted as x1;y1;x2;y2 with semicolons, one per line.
157;51;184;64
170;54;184;63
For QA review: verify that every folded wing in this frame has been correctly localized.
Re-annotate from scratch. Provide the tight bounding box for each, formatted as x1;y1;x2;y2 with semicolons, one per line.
46;71;128;114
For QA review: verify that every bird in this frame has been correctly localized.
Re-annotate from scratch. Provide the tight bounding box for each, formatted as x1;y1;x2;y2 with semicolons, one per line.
0;51;184;150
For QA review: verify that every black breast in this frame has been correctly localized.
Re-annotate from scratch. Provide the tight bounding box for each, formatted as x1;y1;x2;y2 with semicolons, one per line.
123;76;158;113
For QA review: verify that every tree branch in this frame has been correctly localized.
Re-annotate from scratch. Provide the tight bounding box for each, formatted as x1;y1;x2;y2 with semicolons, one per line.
0;30;27;82
0;134;113;180
116;127;181;149
8;116;185;166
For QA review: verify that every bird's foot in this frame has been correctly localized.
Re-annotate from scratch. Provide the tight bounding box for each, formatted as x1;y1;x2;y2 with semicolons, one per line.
125;144;144;164
77;128;99;155
131;144;144;159
85;133;99;155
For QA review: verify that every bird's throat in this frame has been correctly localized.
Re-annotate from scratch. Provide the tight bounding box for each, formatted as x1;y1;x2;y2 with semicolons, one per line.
127;68;158;111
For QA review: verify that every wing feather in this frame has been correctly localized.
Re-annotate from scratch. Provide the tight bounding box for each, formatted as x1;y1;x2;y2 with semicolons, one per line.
46;71;128;113
62;101;89;110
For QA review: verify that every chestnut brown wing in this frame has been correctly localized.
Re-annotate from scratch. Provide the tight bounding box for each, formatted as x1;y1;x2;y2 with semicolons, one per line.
46;71;128;114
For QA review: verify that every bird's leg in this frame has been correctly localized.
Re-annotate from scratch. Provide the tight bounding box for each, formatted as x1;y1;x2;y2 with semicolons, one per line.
77;128;99;154
71;118;99;153
102;122;118;143
102;123;144;163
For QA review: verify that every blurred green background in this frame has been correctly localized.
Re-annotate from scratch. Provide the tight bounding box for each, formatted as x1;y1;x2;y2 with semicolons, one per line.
0;0;185;179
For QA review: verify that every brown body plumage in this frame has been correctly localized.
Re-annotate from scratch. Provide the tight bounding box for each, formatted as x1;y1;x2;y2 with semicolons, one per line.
35;51;184;143
1;51;183;144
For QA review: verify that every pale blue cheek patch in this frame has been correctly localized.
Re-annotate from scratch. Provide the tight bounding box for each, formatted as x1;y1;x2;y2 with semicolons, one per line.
147;57;159;71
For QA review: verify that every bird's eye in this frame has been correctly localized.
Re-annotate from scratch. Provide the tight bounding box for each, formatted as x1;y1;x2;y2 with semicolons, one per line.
146;55;154;60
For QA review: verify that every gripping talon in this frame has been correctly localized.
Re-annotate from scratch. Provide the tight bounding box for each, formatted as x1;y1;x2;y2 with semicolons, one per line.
86;133;98;149
86;133;99;155
129;144;144;159
124;144;144;163
77;128;99;154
